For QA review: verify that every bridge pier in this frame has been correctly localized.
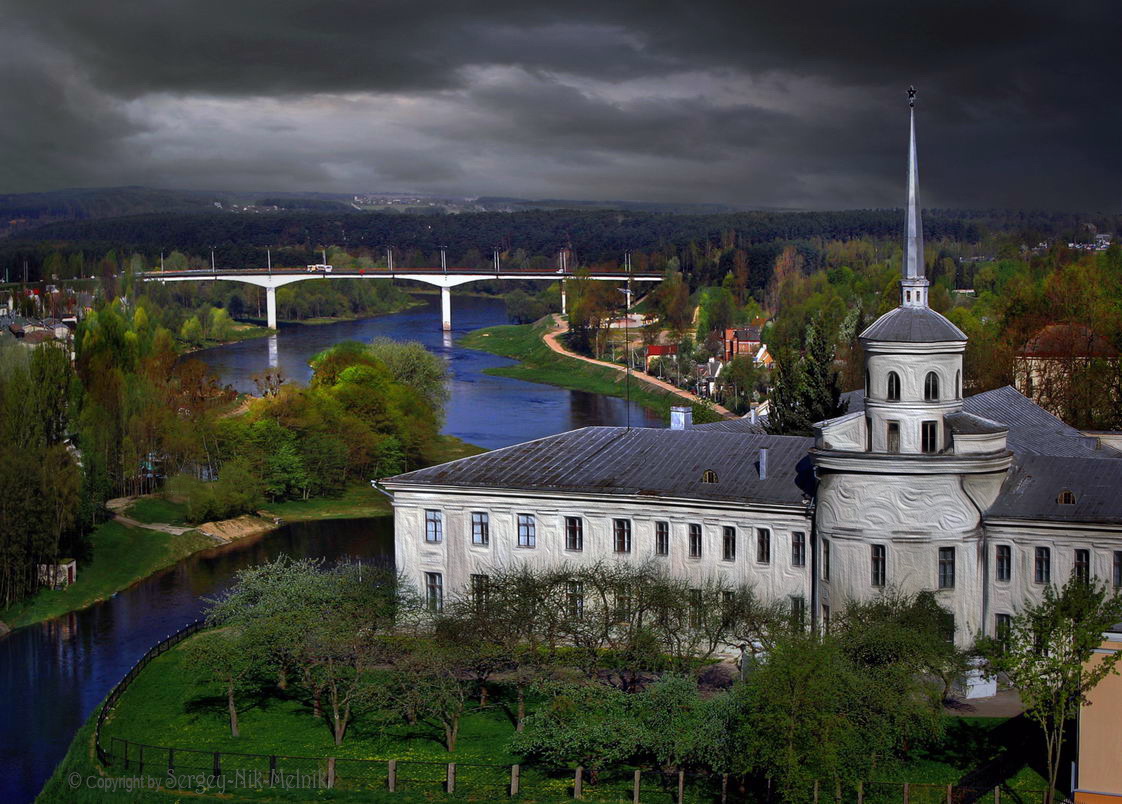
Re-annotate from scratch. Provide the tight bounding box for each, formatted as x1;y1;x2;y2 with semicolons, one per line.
266;286;277;330
441;287;452;332
560;280;566;316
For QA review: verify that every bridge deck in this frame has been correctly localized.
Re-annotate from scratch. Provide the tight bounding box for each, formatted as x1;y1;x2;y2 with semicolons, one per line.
139;268;661;280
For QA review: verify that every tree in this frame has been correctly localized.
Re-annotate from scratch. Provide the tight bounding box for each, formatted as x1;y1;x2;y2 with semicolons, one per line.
986;578;1122;803
179;315;204;348
767;315;848;436
187;626;269;737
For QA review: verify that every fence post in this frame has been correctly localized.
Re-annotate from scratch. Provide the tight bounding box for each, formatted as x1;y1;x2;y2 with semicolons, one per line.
447;763;455;794
137;744;144;775
994;787;1001;804
633;769;641;803
213;752;221;778
903;782;909;804
814;780;820;803
511;764;520;797
837;779;842;803
269;755;277;785
946;783;952;804
123;739;129;770
387;759;396;792
326;757;336;789
167;747;174;775
857;781;864;804
722;773;728;803
574;766;583;799
678;769;685;804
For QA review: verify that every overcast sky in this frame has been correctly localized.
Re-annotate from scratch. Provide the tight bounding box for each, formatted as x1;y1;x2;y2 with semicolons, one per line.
1;1;1117;210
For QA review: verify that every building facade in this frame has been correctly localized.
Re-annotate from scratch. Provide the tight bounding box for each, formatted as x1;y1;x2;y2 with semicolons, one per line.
383;94;1122;647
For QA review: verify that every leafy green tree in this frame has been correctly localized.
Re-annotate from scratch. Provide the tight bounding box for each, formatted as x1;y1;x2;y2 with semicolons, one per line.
986;578;1122;803
179;315;204;347
187;626;269;737
767;315;847;436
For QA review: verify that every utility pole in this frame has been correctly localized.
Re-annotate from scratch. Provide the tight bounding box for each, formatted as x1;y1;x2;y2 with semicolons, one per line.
210;248;216;272
267;247;272;272
439;246;448;273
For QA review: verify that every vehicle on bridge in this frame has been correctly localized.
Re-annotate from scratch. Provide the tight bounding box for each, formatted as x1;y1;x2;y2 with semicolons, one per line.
305;263;333;273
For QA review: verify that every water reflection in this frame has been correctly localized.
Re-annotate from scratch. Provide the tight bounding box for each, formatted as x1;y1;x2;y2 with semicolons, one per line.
0;518;393;803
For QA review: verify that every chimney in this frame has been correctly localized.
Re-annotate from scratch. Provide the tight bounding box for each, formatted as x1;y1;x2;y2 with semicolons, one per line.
758;447;768;480
750;406;758;425
670;406;693;430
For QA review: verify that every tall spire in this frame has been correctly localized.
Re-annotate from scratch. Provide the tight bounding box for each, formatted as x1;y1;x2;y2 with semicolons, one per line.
901;86;929;308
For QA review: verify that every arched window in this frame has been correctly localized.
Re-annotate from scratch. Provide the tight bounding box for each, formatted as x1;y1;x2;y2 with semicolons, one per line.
887;372;901;401
865;369;870;397
956;370;961;399
924;372;940;402
701;470;719;484
1057;490;1076;505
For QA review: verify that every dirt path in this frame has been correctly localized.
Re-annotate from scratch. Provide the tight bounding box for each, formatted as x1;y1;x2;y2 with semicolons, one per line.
542;315;736;418
106;497;196;535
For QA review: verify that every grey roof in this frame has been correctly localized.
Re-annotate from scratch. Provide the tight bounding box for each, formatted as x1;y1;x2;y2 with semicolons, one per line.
964;386;1120;459
837;386;1120;459
860;306;967;343
944;411;1007;436
985;455;1122;524
386;426;816;506
692;417;768;435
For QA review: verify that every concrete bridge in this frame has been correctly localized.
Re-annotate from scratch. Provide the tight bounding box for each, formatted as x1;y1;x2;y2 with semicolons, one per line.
140;266;661;330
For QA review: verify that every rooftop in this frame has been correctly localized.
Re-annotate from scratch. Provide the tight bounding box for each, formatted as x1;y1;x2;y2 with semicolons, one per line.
985;455;1122;524
859;305;967;344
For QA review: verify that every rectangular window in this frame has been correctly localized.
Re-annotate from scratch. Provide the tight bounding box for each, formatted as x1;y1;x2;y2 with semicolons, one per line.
822;604;831;633
424;571;443;611
471;512;489;546
723;526;736;561
938;547;956;589
615;584;632;621
567;580;584;619
871;544;886;587
1074;549;1091;583
1035;546;1051;584
517;514;536;548
790;595;806;629
564;516;583;551
921;420;938;454
995;613;1012;644
470;573;489;604
995;545;1011;582
792;532;806;567
887;422;900;454
756;528;771;564
424;510;443;543
688;524;702;558
613;519;632;553
689;589;703;629
1114;551;1122;588
655;521;669;556
822;539;831;581
721;590;736;611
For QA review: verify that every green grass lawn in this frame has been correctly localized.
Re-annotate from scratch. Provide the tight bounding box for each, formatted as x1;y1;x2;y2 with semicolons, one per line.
0;521;214;630
260;482;394;522
77;633;1052;803
125;497;189;526
460;319;718;423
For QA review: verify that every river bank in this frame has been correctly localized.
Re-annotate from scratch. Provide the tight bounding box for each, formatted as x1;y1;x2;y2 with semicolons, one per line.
459;318;724;423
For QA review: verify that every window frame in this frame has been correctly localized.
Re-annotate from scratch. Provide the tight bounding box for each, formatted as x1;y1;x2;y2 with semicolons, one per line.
613;518;632;553
1074;548;1091;583
871;544;886;587
722;526;736;562
886;421;901;454
924;371;940;401
470;511;490;546
470;573;489;604
1114;551;1122;588
887;371;901;401
1034;546;1051;584
792;531;806;567
995;544;1011;582
424;571;443;611
424;509;443;543
921;420;938;454
564;516;584;551
938;546;956;589
655;521;669;556
517;513;536;548
822;539;831;581
688;523;702;559
756;528;771;564
566;580;584;619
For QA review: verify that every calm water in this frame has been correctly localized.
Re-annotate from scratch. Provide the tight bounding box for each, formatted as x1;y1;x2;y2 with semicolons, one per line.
1;294;662;802
0;519;393;804
193;293;662;448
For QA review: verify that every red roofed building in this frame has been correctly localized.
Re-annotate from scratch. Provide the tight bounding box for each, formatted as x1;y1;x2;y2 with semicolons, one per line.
1014;323;1120;427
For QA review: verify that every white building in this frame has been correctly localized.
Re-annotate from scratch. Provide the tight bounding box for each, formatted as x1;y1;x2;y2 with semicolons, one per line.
383;93;1122;646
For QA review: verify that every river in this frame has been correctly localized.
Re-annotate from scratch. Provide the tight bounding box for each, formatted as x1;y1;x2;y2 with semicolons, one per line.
1;294;663;802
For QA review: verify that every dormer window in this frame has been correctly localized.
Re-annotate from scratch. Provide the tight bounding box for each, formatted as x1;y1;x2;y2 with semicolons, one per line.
887;372;901;401
1057;490;1076;505
924;372;940;402
701;470;718;484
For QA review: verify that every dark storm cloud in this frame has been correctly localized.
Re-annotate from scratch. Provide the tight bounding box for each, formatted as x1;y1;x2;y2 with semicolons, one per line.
1;0;1118;209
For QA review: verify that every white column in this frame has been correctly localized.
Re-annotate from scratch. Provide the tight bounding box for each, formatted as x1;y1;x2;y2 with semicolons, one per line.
560;280;567;315
266;285;277;330
441;286;452;332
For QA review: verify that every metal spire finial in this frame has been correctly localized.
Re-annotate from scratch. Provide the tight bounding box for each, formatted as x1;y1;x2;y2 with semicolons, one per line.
900;85;928;307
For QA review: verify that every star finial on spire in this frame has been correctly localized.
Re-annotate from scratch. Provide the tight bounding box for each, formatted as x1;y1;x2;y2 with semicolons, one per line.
908;85;917;107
